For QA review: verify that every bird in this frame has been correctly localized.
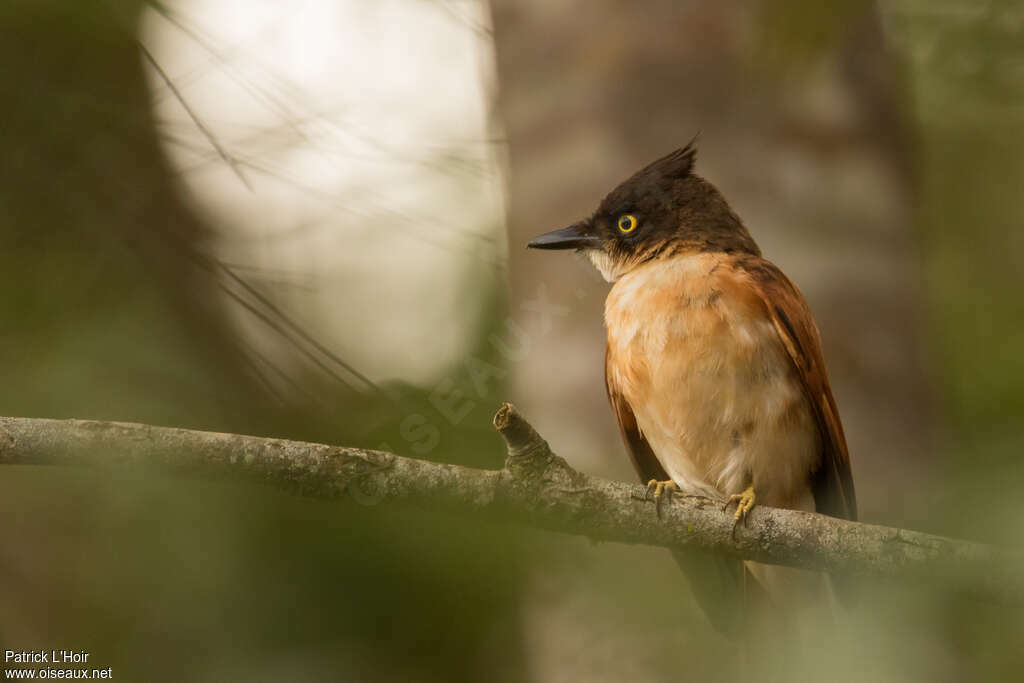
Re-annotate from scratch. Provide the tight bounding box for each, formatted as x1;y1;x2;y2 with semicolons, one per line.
526;142;857;636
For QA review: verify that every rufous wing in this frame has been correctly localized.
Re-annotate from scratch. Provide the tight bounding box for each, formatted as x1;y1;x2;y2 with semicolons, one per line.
742;259;858;523
605;347;670;484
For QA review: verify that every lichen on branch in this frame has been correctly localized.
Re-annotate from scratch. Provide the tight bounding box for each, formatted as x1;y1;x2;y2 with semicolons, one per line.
0;404;1020;606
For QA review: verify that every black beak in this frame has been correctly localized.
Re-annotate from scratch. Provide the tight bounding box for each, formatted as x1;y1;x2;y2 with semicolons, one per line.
527;222;601;250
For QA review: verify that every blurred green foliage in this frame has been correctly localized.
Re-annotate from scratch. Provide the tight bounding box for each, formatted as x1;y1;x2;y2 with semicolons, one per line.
1;1;1024;682
886;0;1024;542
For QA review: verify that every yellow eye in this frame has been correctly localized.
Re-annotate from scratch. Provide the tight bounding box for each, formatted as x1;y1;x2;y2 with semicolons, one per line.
617;214;638;233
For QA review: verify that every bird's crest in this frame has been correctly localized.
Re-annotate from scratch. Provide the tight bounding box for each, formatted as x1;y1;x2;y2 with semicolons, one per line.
634;137;698;181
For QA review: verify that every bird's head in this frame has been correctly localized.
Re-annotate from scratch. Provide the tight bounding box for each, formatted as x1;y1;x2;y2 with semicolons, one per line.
527;142;760;282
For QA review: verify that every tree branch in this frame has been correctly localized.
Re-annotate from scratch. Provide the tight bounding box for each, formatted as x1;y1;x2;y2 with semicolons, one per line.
0;404;1020;605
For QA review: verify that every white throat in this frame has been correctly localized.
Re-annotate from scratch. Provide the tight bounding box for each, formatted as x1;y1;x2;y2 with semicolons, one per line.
585;249;625;283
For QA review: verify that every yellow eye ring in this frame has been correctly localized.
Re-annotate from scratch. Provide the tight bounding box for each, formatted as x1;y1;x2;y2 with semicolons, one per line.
617;214;638;233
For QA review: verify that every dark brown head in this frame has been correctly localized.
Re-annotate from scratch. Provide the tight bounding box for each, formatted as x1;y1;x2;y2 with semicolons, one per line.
527;143;760;281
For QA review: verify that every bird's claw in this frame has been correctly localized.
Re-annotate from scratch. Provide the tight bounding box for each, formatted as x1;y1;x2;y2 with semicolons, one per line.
722;485;756;539
645;479;676;519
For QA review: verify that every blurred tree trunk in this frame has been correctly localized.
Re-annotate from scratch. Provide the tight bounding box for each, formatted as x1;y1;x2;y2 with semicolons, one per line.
0;4;525;681
0;0;263;429
490;0;932;678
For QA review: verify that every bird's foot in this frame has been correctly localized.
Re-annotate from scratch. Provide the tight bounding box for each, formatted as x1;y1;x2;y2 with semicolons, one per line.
645;479;676;518
722;485;756;538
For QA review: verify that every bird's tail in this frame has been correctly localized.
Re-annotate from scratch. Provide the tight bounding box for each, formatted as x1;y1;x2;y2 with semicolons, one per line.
673;549;843;681
670;548;771;638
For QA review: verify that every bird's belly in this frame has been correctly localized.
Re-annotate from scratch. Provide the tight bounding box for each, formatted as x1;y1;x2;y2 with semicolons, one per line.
606;280;819;507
